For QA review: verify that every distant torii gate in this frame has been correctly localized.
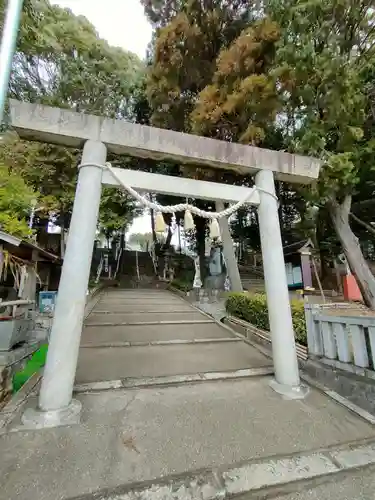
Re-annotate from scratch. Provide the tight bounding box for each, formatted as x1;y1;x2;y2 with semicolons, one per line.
9;100;321;428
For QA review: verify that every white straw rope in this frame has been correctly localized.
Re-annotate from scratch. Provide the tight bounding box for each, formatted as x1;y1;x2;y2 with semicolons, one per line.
79;162;278;217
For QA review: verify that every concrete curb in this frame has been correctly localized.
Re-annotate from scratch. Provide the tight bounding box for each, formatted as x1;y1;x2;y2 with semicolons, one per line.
221;316;375;427
74;366;274;393
84;319;214;327
80;337;242;348
300;372;375;426
167;285;189;298
0;371;41;433
68;437;375;500
84;286;106;320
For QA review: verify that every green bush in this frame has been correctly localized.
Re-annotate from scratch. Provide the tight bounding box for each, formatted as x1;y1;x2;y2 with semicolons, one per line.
226;292;307;346
170;279;192;293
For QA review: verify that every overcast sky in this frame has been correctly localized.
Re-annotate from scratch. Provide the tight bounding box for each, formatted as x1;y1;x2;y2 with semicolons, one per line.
51;0;152;59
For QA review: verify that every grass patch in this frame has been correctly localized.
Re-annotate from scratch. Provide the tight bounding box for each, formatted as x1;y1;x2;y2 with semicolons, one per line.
12;344;48;393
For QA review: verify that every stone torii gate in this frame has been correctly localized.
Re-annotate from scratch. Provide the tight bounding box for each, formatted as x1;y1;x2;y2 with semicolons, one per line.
9;99;320;428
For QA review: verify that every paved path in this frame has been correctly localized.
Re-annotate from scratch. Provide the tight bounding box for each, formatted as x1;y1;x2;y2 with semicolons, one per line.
1;289;375;500
76;289;272;385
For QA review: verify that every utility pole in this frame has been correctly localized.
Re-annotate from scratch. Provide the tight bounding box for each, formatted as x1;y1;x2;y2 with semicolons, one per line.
0;0;24;124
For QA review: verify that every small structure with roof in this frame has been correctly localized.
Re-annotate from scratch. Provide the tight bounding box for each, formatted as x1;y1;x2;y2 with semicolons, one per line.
283;239;314;290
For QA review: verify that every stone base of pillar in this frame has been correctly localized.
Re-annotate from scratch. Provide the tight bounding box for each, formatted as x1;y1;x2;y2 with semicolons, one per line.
269;379;310;400
21;399;82;429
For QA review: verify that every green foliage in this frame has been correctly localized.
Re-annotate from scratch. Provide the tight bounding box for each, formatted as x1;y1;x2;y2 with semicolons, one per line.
147;1;255;132
0;0;146;242
145;0;375;306
191;18;281;144
8;0;144;118
146;1;257;268
141;0;187;27
267;0;372;186
99;188;142;240
170;278;192;292
226;292;307;345
0;140;78;220
0;164;36;238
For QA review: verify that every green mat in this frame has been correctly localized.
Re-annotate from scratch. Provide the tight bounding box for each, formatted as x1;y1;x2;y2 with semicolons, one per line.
12;344;48;393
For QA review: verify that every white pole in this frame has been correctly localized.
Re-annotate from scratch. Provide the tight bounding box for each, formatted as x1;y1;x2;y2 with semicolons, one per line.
22;141;106;428
0;0;24;124
215;200;243;292
255;170;307;398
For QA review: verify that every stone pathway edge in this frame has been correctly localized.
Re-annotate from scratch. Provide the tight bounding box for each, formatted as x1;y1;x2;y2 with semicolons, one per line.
68;437;375;500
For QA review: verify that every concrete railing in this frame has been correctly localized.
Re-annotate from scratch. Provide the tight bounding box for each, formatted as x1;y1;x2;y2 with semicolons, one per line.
305;303;375;370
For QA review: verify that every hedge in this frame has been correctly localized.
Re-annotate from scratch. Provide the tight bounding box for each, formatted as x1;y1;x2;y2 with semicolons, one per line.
170;279;192;293
225;292;307;346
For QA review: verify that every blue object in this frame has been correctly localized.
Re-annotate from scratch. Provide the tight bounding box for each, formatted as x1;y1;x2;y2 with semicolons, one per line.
39;291;57;313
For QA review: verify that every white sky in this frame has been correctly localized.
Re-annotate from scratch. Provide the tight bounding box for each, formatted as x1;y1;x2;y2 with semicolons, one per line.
51;0;152;59
52;0;157;237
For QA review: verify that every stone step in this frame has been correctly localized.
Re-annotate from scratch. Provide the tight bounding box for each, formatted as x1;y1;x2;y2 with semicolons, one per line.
74;365;271;392
94;304;193;313
79;337;243;350
97;299;184;307
76;341;271;383
81;322;228;345
85;311;210;325
90;439;375;500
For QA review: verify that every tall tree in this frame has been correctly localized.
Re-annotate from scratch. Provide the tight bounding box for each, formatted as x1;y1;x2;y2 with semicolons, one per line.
147;1;258;131
265;0;375;307
145;1;261;275
146;0;375;307
141;0;187;27
191;18;280;144
7;0;144;117
1;0;146;249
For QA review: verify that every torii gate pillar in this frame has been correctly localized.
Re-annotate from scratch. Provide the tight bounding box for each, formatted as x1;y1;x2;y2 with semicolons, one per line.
22;140;106;428
256;170;307;398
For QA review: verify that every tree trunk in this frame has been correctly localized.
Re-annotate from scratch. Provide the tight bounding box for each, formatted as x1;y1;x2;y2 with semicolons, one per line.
60;216;65;259
316;209;330;281
329;195;375;309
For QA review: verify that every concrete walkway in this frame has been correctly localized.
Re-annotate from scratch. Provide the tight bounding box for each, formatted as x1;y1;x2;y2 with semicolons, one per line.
1;289;375;500
76;289;271;385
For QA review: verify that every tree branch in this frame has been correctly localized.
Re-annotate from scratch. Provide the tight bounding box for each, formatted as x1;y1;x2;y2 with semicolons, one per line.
349;212;375;237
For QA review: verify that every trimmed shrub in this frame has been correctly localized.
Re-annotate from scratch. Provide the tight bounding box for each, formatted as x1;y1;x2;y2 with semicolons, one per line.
170;279;192;293
226;292;307;346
